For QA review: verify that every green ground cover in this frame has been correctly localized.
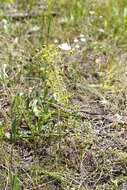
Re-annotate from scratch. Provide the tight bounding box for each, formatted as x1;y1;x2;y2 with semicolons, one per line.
0;0;127;189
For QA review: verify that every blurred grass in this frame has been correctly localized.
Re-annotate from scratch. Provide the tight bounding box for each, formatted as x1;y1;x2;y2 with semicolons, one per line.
0;0;127;189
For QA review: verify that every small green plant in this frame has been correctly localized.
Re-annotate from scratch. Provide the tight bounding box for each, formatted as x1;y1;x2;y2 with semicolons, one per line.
10;171;21;190
0;0;127;189
33;45;69;106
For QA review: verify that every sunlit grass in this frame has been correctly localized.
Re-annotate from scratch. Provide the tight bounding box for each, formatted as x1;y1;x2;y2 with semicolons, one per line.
0;0;127;189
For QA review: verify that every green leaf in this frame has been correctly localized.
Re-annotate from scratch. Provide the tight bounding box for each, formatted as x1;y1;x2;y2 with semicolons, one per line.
1;0;14;4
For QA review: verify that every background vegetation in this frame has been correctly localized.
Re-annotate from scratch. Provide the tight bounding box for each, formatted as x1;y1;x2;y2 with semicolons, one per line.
0;0;127;189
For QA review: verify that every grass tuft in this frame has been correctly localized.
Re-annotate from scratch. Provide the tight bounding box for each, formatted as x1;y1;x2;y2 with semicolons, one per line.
0;0;127;189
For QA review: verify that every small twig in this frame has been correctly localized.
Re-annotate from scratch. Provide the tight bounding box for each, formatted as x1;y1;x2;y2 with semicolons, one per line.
29;180;56;190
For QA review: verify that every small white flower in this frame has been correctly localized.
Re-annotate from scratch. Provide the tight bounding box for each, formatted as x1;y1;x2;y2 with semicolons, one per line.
89;11;95;15
54;39;58;43
58;43;71;50
79;34;85;38
53;93;57;100
80;38;86;42
75;44;80;49
5;132;11;139
98;28;105;33
19;92;23;97
31;26;40;32
73;38;79;43
2;19;7;25
14;37;18;44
